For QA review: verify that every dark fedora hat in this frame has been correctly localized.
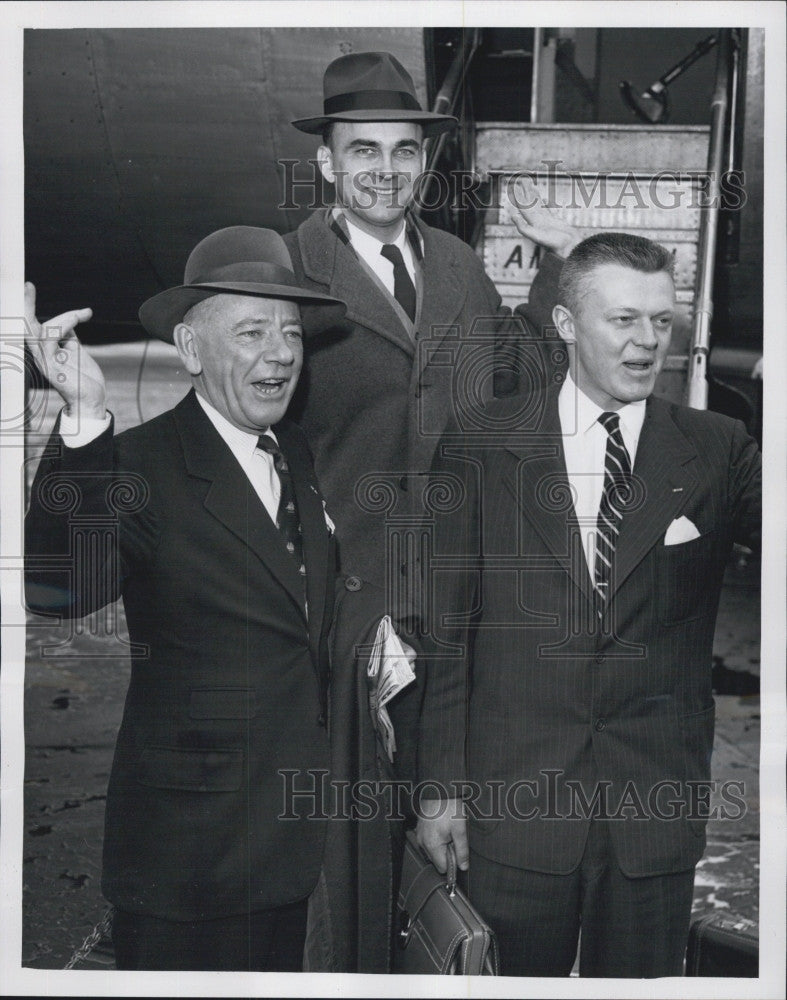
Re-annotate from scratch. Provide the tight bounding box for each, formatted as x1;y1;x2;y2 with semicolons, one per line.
139;226;345;342
291;51;456;137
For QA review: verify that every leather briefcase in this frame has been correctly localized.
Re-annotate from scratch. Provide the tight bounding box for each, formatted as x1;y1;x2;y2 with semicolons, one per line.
393;830;499;975
685;912;758;977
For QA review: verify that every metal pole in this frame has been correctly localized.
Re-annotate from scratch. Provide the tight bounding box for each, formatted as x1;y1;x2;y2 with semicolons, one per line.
727;35;739;175
416;29;481;218
530;27;543;123
687;29;733;409
423;29;480;171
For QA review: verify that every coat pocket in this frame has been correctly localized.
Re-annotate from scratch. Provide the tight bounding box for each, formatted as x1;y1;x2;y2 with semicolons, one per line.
137;745;243;792
656;529;720;625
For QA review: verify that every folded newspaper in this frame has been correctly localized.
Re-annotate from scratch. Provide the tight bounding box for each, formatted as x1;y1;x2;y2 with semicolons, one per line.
366;615;417;762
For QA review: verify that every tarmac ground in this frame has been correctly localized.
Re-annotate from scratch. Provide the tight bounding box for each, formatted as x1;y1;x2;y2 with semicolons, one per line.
18;347;764;973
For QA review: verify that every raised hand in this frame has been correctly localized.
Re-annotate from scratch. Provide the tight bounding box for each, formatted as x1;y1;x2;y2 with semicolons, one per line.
507;175;582;259
25;282;106;419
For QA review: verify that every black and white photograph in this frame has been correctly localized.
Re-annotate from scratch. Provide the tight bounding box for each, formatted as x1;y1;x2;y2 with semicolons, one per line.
1;2;784;996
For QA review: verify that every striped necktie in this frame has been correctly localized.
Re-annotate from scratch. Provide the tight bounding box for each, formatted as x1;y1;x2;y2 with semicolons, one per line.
594;411;632;608
257;434;306;590
380;243;417;322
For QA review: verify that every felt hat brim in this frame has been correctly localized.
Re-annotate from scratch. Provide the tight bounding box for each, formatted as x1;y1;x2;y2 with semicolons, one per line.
139;280;346;343
292;109;457;137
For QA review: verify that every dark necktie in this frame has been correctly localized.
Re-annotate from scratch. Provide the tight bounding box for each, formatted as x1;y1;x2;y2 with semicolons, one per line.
380;243;417;322
594;411;633;608
257;434;306;589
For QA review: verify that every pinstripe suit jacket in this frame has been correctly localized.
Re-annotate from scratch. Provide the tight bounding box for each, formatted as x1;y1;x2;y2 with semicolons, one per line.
417;385;761;877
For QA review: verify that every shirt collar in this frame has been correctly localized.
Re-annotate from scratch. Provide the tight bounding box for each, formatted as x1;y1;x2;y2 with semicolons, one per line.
559;371;647;440
194;391;274;454
342;212;407;259
329;207;423;262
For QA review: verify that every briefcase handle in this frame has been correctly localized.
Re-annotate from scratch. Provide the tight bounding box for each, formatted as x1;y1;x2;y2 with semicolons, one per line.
404;836;460;922
444;842;458;897
411;833;459;895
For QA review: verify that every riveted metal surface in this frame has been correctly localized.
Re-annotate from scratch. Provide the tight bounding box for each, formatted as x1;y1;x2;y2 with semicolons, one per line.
25;27;426;329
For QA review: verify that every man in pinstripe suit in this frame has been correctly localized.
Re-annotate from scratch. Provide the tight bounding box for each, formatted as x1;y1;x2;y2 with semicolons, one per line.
415;233;761;977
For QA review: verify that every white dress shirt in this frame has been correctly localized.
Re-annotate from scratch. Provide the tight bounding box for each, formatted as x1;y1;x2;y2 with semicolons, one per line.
60;394;281;525
343;214;417;295
193;395;280;524
558;372;646;573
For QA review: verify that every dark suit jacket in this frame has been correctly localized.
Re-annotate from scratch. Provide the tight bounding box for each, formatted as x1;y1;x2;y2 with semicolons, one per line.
417;385;761;878
25;390;335;920
284;210;563;585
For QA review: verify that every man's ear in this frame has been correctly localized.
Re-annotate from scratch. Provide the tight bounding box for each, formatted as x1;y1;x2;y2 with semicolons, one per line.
173;322;202;376
552;304;576;344
316;144;335;185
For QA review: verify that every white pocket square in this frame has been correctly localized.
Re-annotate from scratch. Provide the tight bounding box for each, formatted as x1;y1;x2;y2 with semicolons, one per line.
664;515;701;546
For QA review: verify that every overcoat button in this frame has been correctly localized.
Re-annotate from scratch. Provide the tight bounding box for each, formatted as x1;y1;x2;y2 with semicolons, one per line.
345;576;362;591
594;718;607;732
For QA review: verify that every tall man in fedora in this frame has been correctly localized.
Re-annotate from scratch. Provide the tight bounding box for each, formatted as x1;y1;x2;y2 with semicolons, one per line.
286;50;575;588
281;51;578;972
24;227;345;970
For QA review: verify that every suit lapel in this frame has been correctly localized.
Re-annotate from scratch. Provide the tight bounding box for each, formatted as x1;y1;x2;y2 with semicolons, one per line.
503;390;595;601
414;221;469;380
502;392;701;603
353;243;417;340
610;396;700;598
174;392;307;618
297;212;415;356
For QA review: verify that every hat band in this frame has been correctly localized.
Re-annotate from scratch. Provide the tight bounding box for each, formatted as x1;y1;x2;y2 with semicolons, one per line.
190;261;299;287
323;89;422;115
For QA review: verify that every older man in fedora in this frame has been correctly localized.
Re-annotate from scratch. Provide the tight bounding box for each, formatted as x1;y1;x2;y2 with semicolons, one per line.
25;227;345;971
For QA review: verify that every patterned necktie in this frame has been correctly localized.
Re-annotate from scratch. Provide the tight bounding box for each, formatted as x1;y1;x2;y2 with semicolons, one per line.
594;411;633;608
257;434;306;590
380;243;417;322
